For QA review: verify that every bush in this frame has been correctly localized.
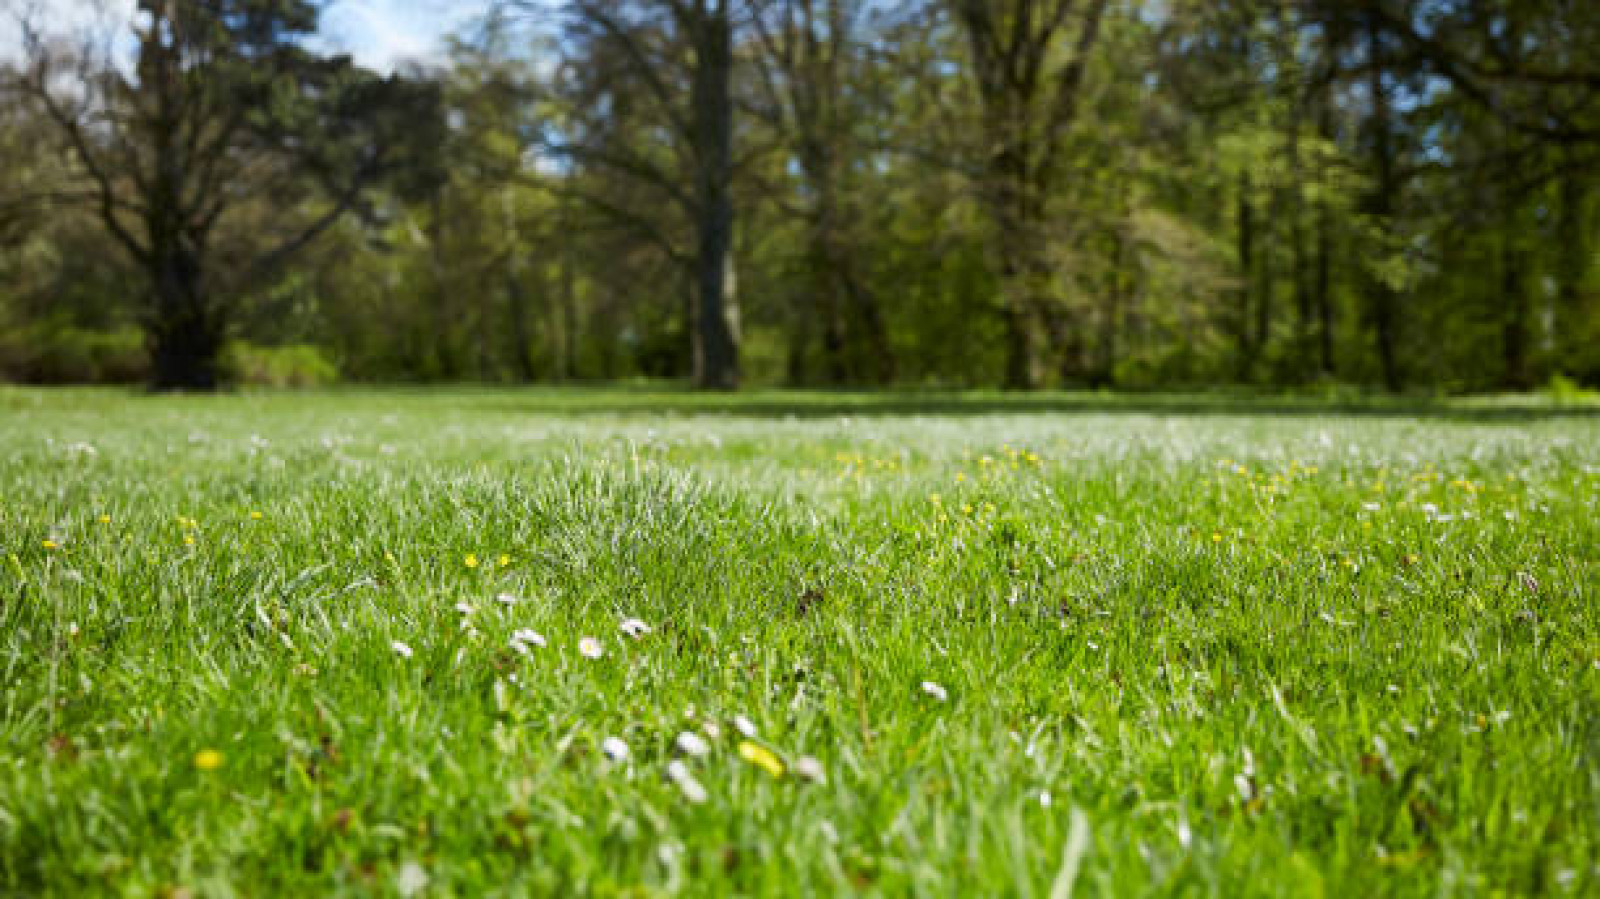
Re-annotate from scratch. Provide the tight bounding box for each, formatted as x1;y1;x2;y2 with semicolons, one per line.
0;324;149;384
222;342;340;388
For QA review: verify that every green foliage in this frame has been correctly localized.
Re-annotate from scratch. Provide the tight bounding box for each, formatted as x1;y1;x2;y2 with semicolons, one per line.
222;342;340;388
0;324;148;384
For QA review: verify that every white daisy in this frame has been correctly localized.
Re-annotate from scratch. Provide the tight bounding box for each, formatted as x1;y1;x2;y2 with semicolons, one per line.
495;592;520;606
619;617;652;638
666;760;708;804
793;756;826;784
601;736;629;762
675;731;711;758
920;681;949;702
579;636;603;659
732;714;757;738
391;640;414;659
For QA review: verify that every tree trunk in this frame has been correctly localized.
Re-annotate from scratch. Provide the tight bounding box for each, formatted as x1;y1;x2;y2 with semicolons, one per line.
689;3;740;390
147;251;222;391
1365;13;1402;392
1235;171;1256;380
1500;232;1530;390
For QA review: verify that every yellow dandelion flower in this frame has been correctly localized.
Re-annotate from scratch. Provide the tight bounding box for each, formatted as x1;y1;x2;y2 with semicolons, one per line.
1211;532;1223;544
497;554;511;568
464;554;479;569
193;749;224;771
42;539;59;550
249;511;263;520
184;535;196;546
97;515;111;525
738;741;784;778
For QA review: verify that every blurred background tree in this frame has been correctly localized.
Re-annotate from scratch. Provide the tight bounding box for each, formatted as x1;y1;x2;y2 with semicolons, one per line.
0;0;1594;391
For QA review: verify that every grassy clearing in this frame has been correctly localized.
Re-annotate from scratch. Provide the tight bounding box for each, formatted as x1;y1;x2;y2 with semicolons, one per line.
1;388;1597;896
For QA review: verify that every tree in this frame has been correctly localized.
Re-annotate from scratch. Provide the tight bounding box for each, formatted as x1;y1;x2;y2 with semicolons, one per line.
947;0;1110;388
555;0;743;389
11;0;441;390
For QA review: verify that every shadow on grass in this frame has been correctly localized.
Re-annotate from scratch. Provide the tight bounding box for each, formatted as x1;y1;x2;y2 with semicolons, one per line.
468;386;1600;422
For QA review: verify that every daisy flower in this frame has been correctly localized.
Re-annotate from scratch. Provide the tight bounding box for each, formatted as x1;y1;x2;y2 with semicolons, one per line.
666;760;708;804
674;731;711;758
601;737;630;762
619;617;652;638
579;637;603;659
920;681;949;702
392;640;414;659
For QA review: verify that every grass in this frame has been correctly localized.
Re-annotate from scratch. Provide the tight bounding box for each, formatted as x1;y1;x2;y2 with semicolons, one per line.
1;386;1596;896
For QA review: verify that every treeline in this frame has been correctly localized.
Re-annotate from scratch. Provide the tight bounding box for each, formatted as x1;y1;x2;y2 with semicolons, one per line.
2;0;1597;391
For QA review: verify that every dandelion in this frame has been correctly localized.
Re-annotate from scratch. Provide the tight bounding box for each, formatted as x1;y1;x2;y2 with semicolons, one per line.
675;731;711;758
193;749;224;771
579;637;603;659
737;740;784;777
920;681;949;702
497;554;511;568
666;760;708;804
793;756;826;784
97;515;111;524
464;553;479;569
732;714;757;738
249;511;263;520
391;640;414;659
619;617;652;638
183;534;196;546
601;737;630;762
42;539;59;550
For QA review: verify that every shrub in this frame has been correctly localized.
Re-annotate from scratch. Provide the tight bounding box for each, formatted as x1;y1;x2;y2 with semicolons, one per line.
222;342;339;388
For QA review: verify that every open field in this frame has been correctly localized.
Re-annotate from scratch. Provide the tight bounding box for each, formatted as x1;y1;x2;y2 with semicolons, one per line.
2;388;1597;895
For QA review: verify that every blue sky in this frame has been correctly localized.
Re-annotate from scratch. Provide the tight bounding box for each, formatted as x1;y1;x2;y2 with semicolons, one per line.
0;0;494;72
320;0;494;71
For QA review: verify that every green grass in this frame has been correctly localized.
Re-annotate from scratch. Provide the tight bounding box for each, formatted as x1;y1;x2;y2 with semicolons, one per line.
2;387;1596;896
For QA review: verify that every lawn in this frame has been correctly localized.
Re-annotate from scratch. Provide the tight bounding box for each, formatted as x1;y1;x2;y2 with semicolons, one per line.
2;387;1596;896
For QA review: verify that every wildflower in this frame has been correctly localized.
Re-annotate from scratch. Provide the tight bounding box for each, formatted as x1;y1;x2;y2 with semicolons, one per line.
183;535;196;546
920;681;949;702
193;749;224;771
395;861;429;898
495;592;520;606
1039;789;1052;808
454;601;475;616
675;731;711;758
701;721;722;740
42;539;59;550
793;756;826;784
249;511;263;520
464;554;479;569
601;737;629;762
737;740;784;777
732;714;757;738
666;760;708;804
391;640;414;659
97;515;111;524
619;617;652;638
511;628;546;649
579;637;603;659
1362;502;1381;512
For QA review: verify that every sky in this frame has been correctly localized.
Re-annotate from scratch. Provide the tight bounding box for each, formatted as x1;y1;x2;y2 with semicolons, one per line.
0;0;494;72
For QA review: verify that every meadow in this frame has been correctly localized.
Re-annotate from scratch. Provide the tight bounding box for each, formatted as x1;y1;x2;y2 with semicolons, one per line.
1;388;1596;896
